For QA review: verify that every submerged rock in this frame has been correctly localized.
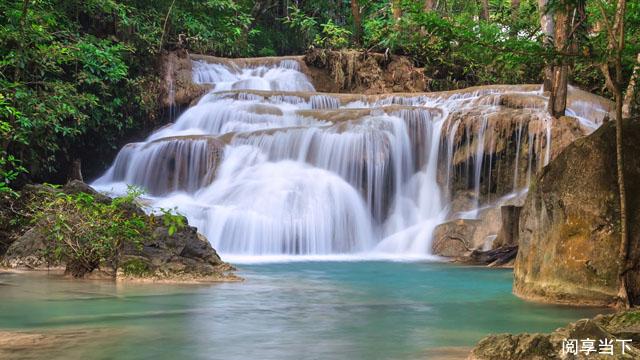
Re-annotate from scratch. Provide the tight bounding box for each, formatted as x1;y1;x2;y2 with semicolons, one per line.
514;120;640;306
469;310;640;360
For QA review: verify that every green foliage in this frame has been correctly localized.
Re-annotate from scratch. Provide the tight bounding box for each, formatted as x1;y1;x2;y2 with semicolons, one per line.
282;4;319;49
314;20;352;50
159;207;186;236
33;186;152;277
361;1;545;88
0;0;254;187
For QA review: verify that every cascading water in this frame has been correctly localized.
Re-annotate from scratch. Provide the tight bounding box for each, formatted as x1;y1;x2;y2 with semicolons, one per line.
93;58;609;261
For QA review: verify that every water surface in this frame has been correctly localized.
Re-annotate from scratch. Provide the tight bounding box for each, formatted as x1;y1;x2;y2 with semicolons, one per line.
0;262;605;359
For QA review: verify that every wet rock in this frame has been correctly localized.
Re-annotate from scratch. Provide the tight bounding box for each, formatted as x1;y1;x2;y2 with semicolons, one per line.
469;310;640;360
161;50;212;109
0;328;127;359
514;120;640;306
493;205;521;249
118;223;237;282
432;219;478;257
434;204;504;258
2;226;50;269
469;333;556;360
467;245;518;267
441;108;572;206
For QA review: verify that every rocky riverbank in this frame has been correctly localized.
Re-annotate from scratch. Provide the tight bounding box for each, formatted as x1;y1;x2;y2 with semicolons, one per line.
0;181;238;283
469;310;640;360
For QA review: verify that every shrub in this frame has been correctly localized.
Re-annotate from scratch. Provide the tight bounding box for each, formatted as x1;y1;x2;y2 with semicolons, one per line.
33;186;152;277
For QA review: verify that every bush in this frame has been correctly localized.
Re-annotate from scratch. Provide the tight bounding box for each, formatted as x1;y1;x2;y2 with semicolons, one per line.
33;186;152;277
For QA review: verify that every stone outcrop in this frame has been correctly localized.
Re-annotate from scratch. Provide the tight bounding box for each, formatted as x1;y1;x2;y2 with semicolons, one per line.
493;205;522;249
469;310;640;360
0;328;125;359
0;181;237;283
117;224;237;283
432;91;609;264
432;219;479;257
162;50;212;110
432;191;525;261
514;121;640;307
432;206;502;256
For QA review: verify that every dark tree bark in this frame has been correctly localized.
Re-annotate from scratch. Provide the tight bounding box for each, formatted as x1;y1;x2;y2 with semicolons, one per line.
479;0;490;20
548;0;572;117
351;0;362;44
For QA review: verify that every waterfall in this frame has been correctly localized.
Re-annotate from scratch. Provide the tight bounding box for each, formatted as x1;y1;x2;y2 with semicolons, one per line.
93;59;609;261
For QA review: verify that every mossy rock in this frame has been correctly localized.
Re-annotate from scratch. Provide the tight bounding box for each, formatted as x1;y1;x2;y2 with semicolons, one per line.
120;256;152;277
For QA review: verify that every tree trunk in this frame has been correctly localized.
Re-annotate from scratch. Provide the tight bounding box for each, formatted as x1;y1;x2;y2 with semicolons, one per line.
614;85;629;308
392;0;402;21
597;0;630;308
549;1;571;117
614;0;630;309
158;0;176;52
424;0;436;11
479;0;490;20
351;0;362;44
512;0;521;19
538;0;555;92
622;53;640;119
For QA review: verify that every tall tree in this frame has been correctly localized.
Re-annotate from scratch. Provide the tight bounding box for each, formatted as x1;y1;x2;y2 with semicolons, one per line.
538;0;555;91
548;0;573;117
598;0;631;309
351;0;362;44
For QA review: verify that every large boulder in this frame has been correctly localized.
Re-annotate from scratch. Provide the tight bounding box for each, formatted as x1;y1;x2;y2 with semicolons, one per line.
2;226;50;269
514;120;640;306
433;191;525;259
432;219;479;257
118;223;237;282
162;50;212;109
